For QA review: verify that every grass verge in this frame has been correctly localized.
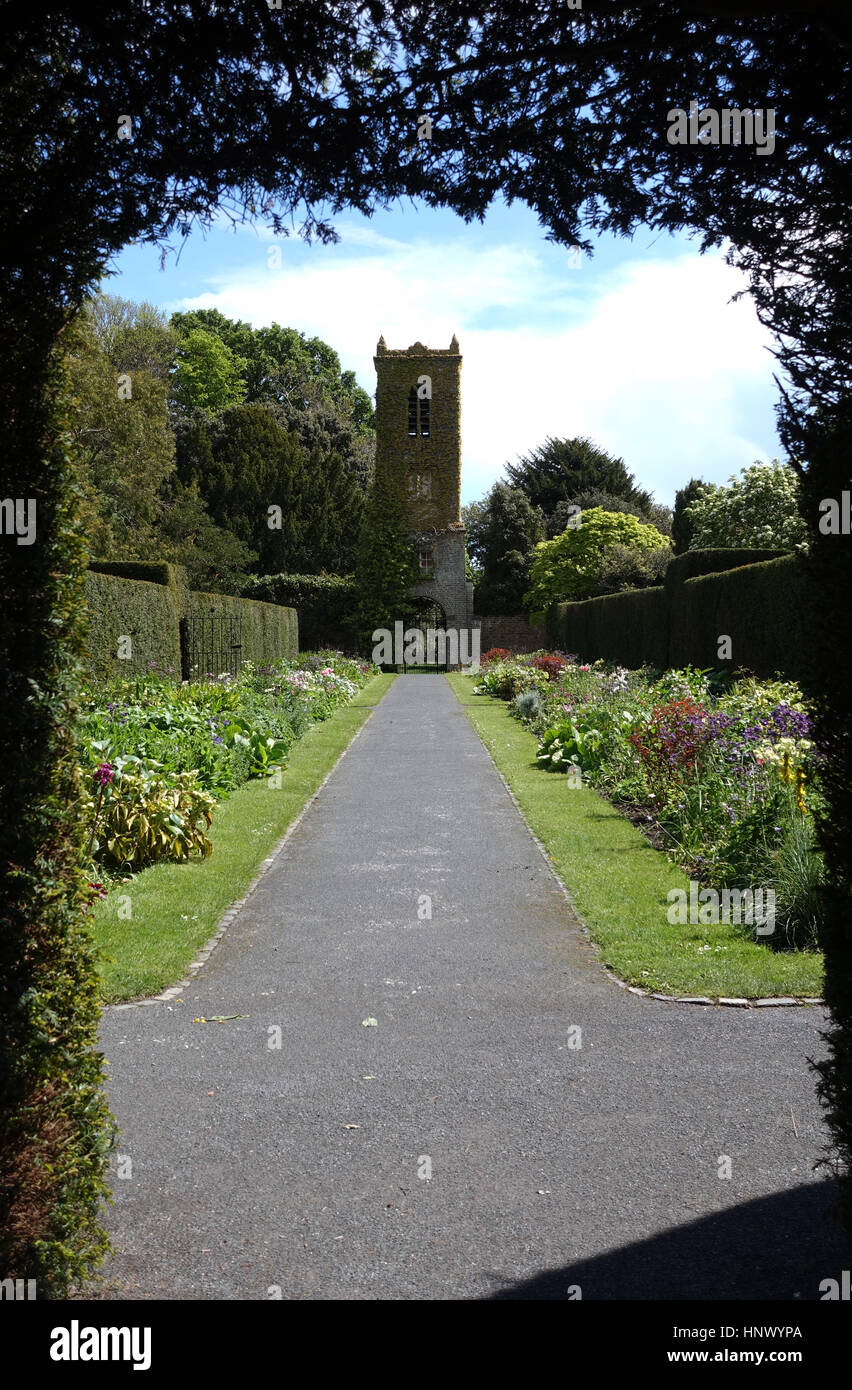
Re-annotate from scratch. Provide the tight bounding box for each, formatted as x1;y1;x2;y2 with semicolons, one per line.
447;673;823;999
94;673;395;1003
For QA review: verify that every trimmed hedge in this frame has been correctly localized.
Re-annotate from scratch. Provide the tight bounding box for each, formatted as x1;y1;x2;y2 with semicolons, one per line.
548;549;809;679
183;588;298;671
83;570;181;679
243;572;358;650
670;555;810;679
82;564;297;680
549;584;668;669
663;547;785;592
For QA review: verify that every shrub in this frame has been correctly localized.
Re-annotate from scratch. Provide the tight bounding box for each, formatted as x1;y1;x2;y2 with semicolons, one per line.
475;659;549;701
480;647;511;667
512;690;544;722
89;759;216;869
527;652;568;681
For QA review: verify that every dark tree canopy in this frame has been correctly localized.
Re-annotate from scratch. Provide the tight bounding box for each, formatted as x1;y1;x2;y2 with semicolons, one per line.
506;436;654;522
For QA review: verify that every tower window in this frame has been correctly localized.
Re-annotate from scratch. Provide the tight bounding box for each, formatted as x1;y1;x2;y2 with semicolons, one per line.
418;549;434;574
408;386;430;437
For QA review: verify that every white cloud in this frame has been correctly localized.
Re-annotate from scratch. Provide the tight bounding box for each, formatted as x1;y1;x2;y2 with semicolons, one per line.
174;234;781;507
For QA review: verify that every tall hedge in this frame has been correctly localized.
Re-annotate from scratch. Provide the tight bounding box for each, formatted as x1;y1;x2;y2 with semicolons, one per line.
83;571;182;680
548;585;668;669
0;336;114;1295
82;565;298;680
243;573;358;651
669;555;810;680
183;589;297;671
547;549;808;680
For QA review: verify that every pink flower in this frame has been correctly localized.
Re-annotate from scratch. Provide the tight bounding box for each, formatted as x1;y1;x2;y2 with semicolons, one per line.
579;664;591;671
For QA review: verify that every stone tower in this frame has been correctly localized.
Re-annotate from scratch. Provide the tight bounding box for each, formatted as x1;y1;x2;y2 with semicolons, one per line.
373;335;474;633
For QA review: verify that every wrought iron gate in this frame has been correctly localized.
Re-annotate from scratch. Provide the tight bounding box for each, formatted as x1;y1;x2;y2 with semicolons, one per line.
180;611;243;681
401;599;448;673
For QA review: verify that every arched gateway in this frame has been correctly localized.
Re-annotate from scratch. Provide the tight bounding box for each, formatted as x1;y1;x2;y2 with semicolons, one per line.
373;335;479;666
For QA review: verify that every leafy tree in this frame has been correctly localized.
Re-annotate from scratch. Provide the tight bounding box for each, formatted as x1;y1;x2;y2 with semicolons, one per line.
547;491;670;540
461;498;489;572
153;480;257;594
170;328;247;417
471;483;545;614
589;542;671;597
171;310;374;433
525;508;672;607
87;292;178;382
261;369;375;496
672;479;709;555
684;461;807;551
355;476;420;652
506;437;654;524
176;405;307;574
66;317;175;558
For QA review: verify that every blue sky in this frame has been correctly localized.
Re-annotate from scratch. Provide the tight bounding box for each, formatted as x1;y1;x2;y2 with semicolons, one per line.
102;196;784;509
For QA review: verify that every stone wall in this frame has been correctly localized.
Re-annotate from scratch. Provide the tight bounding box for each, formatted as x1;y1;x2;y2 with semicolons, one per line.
477;612;546;654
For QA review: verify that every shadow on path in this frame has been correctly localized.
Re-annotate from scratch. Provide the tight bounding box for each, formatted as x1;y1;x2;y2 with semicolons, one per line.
486;1180;847;1300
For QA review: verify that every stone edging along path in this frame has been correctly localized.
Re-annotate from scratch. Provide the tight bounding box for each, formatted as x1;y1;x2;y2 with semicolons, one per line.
110;692;824;1016
107;710;379;1013
466;707;825;1013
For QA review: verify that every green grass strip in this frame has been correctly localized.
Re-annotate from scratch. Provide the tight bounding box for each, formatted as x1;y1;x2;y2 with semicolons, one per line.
94;673;396;1003
447;673;823;999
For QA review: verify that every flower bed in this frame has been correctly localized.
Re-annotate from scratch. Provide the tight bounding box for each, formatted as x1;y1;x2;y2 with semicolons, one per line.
78;651;377;879
476;651;824;951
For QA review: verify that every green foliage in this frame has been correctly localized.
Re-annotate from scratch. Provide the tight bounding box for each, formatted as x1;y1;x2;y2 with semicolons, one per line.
81;566;297;682
526;508;672;606
474;659;549;701
684;461;808;552
66;316;176;559
154;480;258;594
170;328;247;416
547;551;805;681
590;541;671;597
354;475;420;649
183;588;298;674
83;570;181;680
0;335;114;1295
242;573;359;650
506;436;654;523
91;761;216;869
170;310;374;434
86;293;179;383
467;482;545;614
672;479;709;554
217;718;289;778
169;310;372;574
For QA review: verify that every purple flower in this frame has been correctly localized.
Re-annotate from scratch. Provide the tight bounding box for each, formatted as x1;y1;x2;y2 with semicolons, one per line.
212;735;224;745
93;762;114;786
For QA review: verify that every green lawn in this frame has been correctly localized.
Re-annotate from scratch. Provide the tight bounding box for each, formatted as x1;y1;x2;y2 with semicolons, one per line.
447;673;824;1000
94;672;395;1003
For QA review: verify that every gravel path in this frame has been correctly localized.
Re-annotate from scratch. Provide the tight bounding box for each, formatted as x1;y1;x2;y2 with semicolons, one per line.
97;675;843;1300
